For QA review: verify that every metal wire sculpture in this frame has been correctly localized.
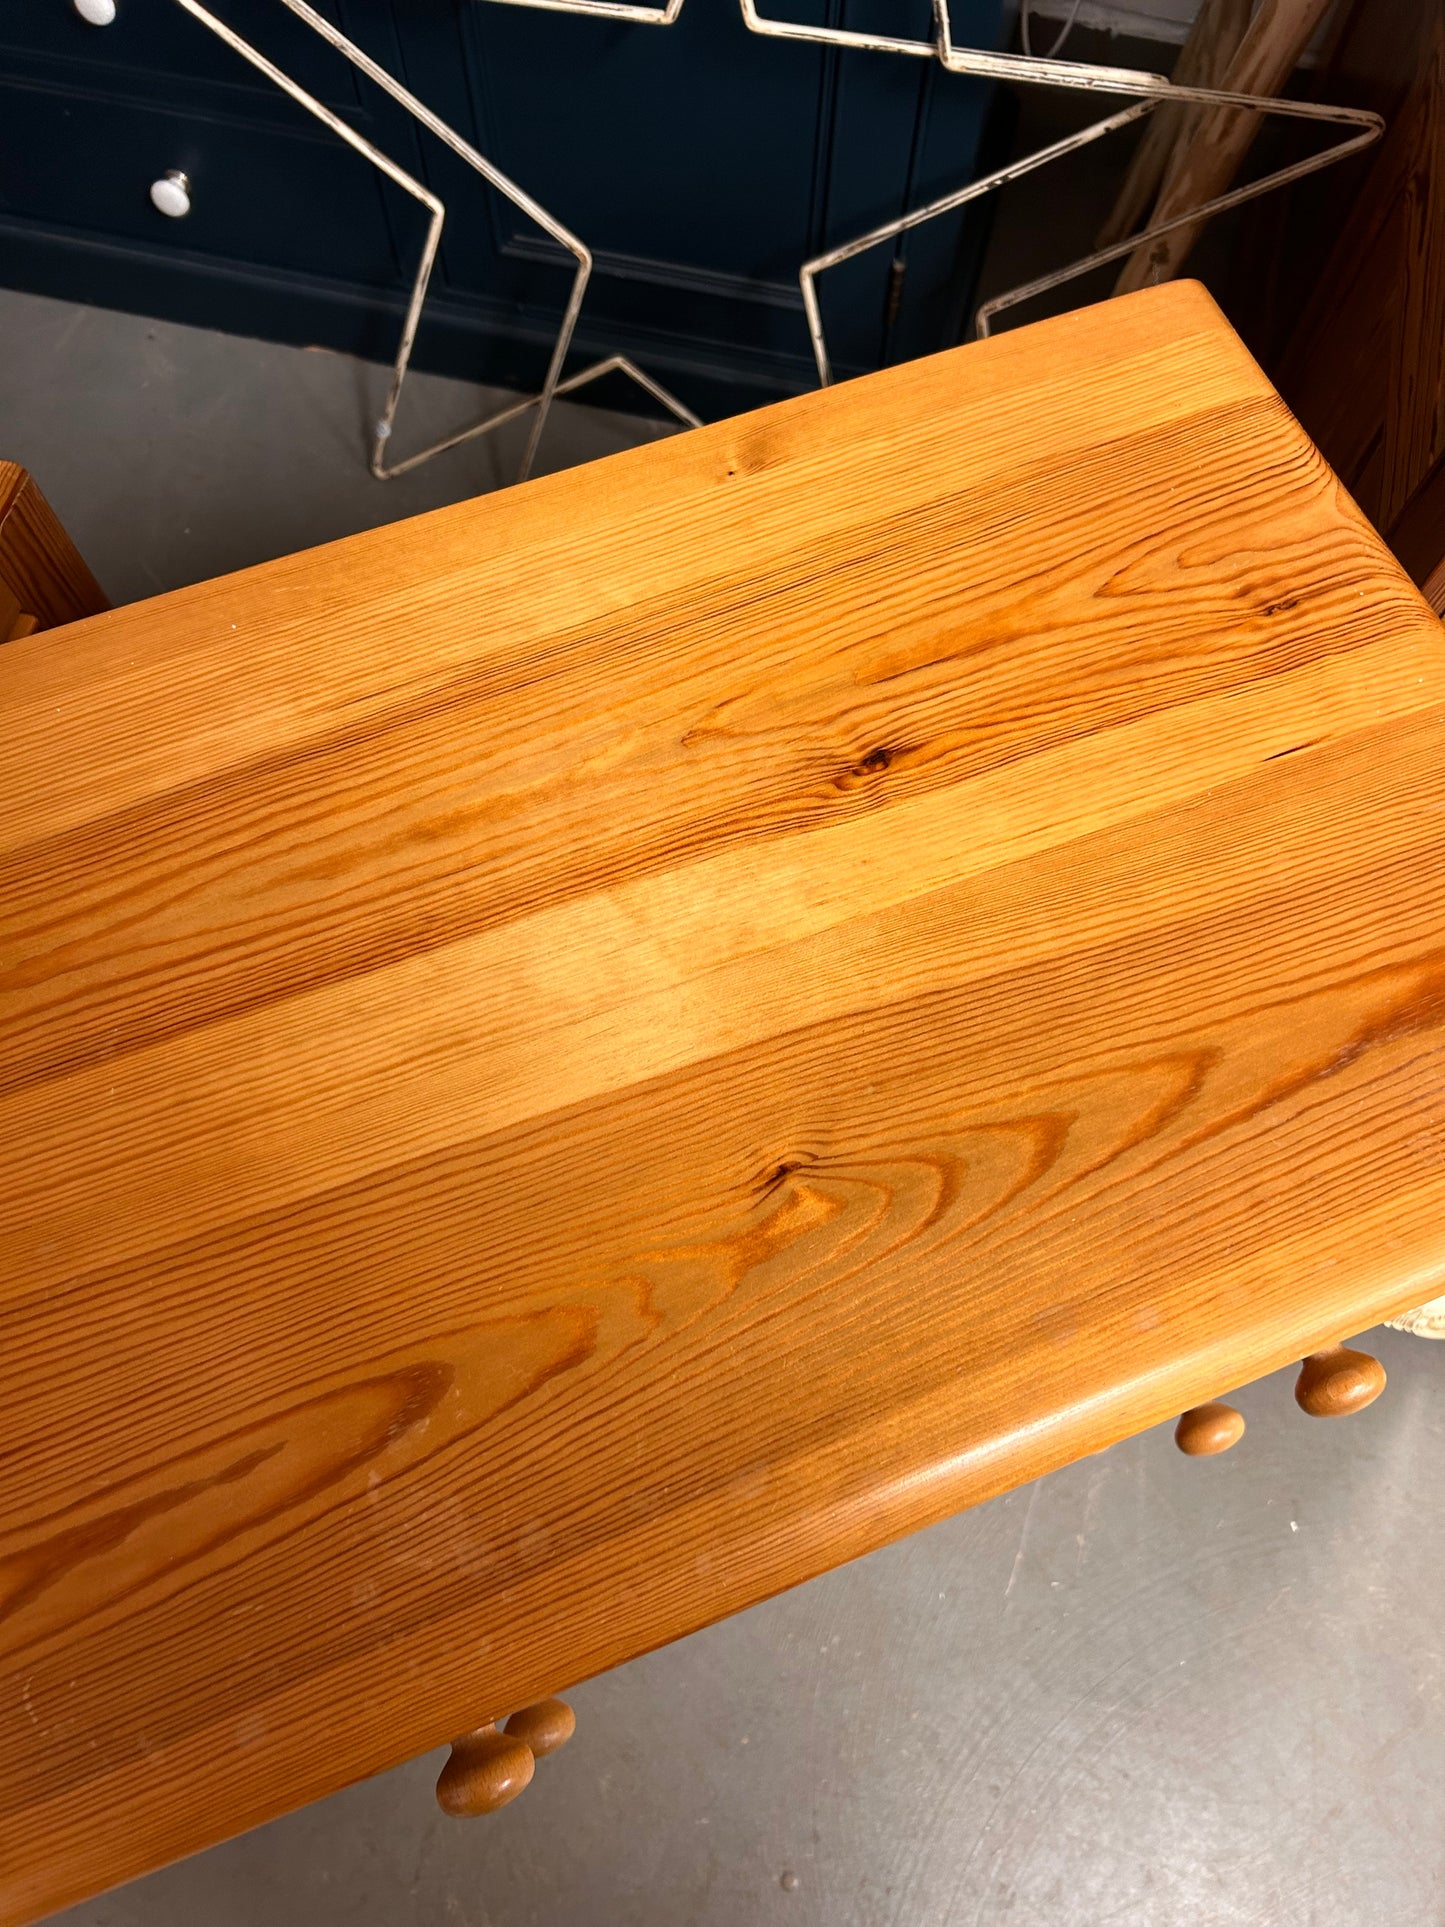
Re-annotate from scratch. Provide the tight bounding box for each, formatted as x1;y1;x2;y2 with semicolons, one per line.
464;0;1383;389
484;0;685;20
174;0;1383;476
172;0;700;481
741;0;1382;379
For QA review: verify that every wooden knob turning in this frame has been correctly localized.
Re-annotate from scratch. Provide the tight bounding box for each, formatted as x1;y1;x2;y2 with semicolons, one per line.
1174;1402;1245;1455
503;1696;576;1759
435;1722;535;1816
1295;1345;1386;1418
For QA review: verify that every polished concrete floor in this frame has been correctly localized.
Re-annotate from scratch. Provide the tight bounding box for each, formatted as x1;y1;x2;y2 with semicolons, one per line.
4;277;1444;1927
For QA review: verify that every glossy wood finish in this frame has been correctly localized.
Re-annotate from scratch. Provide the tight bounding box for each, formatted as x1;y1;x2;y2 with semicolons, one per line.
2;282;1444;1925
434;1695;574;1816
1294;1345;1388;1416
435;1724;535;1817
1174;1403;1247;1455
503;1698;577;1761
0;461;107;639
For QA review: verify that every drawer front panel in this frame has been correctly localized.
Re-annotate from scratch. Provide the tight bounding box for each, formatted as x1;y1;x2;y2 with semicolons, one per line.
0;0;368;110
0;75;419;285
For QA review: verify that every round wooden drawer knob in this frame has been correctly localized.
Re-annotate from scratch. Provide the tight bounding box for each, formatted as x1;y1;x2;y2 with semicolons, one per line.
503;1697;576;1759
1175;1402;1245;1455
1295;1345;1386;1418
435;1722;535;1816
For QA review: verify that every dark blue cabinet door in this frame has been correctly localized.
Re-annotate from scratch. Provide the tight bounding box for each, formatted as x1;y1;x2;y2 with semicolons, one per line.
389;0;1003;405
0;0;370;109
0;1;423;328
0;0;1003;416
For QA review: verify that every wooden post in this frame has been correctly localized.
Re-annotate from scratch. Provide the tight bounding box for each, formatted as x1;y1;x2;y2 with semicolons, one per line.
1095;0;1250;253
0;462;109;639
1113;0;1337;295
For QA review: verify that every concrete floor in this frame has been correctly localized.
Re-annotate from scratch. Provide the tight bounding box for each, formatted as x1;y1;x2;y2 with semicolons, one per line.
4;279;1444;1926
0;287;682;606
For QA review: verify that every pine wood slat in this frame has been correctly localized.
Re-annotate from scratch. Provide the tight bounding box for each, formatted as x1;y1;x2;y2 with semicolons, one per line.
2;283;1443;1924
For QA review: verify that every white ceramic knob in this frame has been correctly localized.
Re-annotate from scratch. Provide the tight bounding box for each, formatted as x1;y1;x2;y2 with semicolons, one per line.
74;0;117;22
150;170;192;219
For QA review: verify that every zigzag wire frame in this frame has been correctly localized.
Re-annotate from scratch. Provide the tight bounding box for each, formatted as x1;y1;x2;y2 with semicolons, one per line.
744;0;1382;375
171;0;699;482
177;0;1383;461
929;0;1382;336
800;101;1156;382
466;0;1382;390
485;0;685;20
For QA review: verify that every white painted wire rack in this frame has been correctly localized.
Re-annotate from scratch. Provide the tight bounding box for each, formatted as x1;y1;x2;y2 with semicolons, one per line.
173;0;1382;474
174;0;700;481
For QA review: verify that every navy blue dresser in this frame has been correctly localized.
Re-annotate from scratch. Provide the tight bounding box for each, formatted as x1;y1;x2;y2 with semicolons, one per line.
0;0;1006;416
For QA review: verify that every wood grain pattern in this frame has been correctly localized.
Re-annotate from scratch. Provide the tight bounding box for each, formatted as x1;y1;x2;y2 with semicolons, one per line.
2;282;1443;1925
1095;0;1250;253
1278;2;1445;587
0;463;108;640
1114;0;1335;294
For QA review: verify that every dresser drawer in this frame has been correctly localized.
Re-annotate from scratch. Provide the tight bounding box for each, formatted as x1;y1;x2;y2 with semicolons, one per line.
0;75;416;286
0;0;364;109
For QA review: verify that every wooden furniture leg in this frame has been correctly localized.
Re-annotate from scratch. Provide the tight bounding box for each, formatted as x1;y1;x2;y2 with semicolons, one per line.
0;462;108;640
502;1698;577;1759
435;1699;576;1817
1175;1334;1387;1455
1295;1345;1387;1416
1175;1402;1247;1455
435;1723;535;1816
